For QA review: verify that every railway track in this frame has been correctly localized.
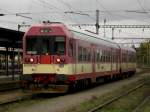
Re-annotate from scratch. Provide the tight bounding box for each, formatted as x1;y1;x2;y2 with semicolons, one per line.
0;90;33;106
132;96;150;112
0;71;148;108
87;81;148;112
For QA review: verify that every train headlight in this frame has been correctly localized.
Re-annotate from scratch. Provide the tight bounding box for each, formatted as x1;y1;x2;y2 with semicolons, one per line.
56;58;61;63
30;58;34;62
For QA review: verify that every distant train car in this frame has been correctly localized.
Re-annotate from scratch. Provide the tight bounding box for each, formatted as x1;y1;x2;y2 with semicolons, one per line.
119;46;136;75
21;22;136;93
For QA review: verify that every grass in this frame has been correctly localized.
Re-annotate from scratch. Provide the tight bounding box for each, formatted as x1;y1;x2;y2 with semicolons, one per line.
138;97;150;112
66;76;150;112
99;84;150;112
142;100;150;112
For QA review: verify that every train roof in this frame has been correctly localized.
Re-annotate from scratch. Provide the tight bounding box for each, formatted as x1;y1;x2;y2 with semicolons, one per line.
119;45;136;52
26;22;136;52
68;27;119;49
68;27;136;52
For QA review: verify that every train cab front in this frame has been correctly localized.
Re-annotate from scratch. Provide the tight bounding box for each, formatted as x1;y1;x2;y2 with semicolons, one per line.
22;23;71;93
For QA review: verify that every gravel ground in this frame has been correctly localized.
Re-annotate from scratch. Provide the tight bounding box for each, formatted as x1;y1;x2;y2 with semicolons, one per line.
2;73;150;112
0;90;33;105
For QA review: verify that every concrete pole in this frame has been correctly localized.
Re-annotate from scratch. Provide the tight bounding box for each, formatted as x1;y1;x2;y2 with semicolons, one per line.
104;18;106;38
95;10;100;34
112;28;114;40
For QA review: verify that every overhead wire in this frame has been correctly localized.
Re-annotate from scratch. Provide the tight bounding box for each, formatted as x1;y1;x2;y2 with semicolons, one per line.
2;0;149;24
0;6;39;24
95;0;138;25
95;0;130;21
34;0;60;21
29;0;55;22
1;1;150;27
136;0;150;19
56;0;79;23
58;0;95;22
56;0;95;23
96;0;116;19
37;0;62;11
0;7;35;27
95;0;150;24
33;0;74;23
116;29;147;45
10;9;150;17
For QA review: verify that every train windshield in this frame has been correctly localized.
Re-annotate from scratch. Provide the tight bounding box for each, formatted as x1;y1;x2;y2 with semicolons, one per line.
26;36;65;55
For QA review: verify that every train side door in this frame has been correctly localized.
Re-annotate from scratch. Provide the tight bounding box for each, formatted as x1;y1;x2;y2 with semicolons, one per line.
92;45;96;73
69;39;77;74
111;48;113;71
116;49;119;72
119;48;122;73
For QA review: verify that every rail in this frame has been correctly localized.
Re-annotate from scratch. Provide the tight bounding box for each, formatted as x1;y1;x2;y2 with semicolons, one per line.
132;96;150;112
88;82;147;112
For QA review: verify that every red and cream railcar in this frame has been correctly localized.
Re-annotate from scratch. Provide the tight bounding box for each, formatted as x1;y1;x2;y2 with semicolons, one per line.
120;46;136;75
22;22;136;93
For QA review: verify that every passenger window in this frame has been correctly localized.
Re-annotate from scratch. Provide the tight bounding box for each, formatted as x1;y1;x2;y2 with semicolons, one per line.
55;42;65;55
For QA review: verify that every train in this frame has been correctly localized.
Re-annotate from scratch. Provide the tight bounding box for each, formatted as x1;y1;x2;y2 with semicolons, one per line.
21;22;136;93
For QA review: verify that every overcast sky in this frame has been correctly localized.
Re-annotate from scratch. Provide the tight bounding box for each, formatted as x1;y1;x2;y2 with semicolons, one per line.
0;0;150;46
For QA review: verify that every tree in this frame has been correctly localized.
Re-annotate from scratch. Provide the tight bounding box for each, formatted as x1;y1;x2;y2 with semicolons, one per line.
136;41;150;66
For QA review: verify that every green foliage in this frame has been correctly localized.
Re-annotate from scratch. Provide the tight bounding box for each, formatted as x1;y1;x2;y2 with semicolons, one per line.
136;41;150;67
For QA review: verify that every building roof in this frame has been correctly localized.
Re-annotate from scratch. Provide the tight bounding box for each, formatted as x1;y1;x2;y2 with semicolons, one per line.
0;27;24;48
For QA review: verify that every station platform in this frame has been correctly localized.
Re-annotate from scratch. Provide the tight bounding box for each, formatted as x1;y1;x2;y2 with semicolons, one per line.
0;89;31;105
0;74;31;105
0;74;21;91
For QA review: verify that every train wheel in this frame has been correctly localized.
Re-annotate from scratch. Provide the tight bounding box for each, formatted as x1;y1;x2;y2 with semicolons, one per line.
69;81;77;92
84;79;90;89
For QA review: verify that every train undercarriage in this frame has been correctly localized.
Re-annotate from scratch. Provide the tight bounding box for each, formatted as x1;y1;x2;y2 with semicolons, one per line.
21;70;136;93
